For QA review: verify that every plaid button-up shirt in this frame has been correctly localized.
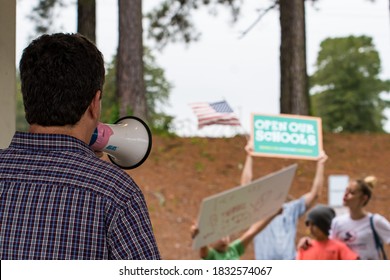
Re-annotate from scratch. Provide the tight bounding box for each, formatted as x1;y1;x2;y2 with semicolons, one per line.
0;132;160;260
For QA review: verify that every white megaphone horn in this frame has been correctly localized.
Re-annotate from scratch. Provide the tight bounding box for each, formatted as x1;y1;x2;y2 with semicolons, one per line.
89;116;152;169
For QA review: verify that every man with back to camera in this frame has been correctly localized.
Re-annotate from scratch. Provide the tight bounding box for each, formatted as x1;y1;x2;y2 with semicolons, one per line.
0;33;160;259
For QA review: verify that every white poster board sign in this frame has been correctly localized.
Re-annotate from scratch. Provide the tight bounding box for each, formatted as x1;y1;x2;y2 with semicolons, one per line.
328;175;349;207
193;164;297;249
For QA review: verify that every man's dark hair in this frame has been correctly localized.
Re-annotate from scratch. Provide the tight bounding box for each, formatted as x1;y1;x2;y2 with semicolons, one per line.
19;33;105;126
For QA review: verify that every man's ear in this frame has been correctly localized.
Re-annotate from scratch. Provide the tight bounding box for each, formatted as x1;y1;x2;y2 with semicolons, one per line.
89;90;102;120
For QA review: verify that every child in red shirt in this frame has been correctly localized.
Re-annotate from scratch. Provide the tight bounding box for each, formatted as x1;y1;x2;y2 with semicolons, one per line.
296;205;358;260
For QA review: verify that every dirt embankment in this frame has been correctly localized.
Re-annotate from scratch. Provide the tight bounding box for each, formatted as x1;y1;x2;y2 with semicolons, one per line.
122;133;390;259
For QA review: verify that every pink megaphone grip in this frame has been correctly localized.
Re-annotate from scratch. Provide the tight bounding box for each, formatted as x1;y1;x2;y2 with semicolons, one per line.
90;123;114;151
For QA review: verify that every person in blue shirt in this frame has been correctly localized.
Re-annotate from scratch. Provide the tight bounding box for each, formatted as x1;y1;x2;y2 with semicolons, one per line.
241;140;328;260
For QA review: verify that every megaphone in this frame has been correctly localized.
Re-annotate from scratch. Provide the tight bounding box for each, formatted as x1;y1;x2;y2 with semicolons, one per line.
89;116;152;169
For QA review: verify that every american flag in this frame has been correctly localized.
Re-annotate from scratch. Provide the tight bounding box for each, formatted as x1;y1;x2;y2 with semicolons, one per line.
190;100;241;129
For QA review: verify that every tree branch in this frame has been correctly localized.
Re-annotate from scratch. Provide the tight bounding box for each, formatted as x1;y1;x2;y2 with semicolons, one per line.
238;2;278;39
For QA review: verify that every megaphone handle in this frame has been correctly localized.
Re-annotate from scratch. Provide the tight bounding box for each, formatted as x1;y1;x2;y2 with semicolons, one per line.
90;123;114;151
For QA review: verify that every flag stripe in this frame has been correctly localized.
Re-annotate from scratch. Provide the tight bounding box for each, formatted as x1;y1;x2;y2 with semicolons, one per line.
189;101;241;129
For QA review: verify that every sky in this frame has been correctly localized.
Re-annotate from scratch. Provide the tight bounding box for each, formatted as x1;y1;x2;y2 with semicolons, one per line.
16;0;390;136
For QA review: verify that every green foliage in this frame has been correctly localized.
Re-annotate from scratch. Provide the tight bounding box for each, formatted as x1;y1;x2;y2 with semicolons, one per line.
16;74;28;132
144;47;175;136
101;59;121;124
309;35;390;133
200;150;214;161
194;161;205;172
102;47;175;135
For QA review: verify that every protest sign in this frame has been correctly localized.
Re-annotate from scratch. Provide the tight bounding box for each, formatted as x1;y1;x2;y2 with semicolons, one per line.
251;113;323;160
193;164;297;249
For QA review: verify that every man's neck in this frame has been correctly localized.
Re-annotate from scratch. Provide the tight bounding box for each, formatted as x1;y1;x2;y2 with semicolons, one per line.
29;124;92;145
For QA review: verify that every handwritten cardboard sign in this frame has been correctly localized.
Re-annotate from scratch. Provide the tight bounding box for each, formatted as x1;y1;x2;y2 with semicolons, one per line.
251;113;323;160
192;164;297;249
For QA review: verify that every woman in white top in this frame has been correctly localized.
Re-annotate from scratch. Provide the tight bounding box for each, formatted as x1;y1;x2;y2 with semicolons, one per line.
330;176;390;259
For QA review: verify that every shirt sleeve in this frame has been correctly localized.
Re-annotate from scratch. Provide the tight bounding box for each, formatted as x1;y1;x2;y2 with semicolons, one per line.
108;193;160;260
204;248;217;260
373;214;390;244
231;239;245;257
284;196;306;221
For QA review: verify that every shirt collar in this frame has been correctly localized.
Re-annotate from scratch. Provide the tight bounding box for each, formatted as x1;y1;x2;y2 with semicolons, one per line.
10;131;95;156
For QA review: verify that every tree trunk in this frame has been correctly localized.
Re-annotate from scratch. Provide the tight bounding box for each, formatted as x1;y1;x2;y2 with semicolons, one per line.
117;0;147;120
77;0;96;43
279;0;309;115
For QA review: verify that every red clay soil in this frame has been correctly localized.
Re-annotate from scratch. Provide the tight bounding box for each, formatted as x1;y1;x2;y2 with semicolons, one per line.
106;133;390;260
